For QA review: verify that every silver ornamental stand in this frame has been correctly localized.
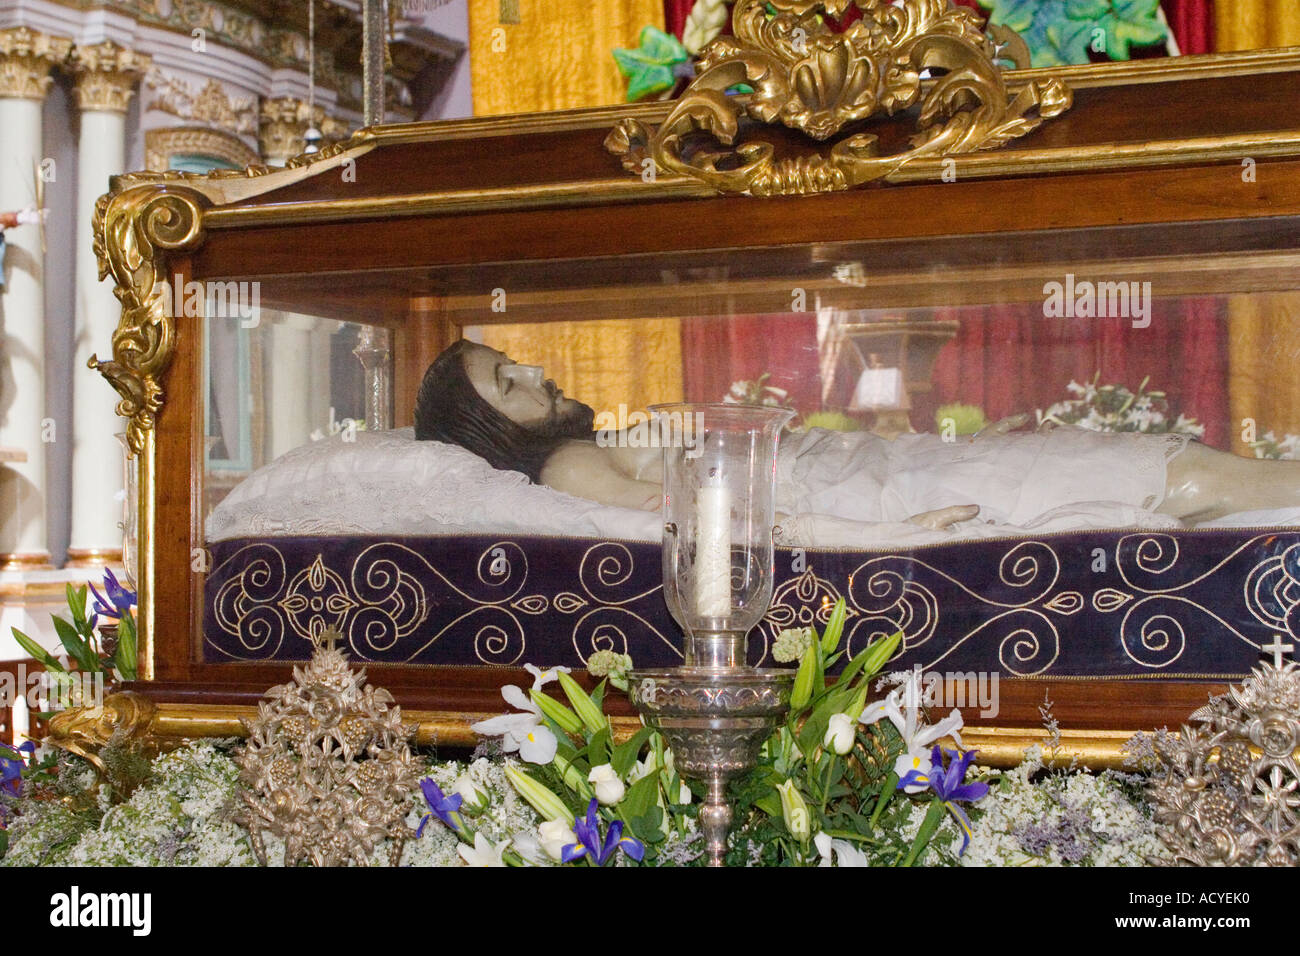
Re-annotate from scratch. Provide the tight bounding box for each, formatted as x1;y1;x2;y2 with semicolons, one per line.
629;403;795;867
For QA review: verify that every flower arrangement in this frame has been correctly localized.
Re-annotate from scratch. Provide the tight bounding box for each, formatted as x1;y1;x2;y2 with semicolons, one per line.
0;711;1163;867
1036;375;1205;438
0;607;1162;868
9;568;138;710
1249;430;1300;461
431;600;992;866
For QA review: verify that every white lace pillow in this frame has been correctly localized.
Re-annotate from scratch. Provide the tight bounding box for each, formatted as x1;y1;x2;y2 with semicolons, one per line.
205;428;661;542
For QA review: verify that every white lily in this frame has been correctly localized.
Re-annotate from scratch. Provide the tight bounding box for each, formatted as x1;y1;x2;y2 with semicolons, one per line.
588;763;626;805
470;683;558;764
538;818;578;861
814;832;870;868
458;832;510;867
859;669;963;794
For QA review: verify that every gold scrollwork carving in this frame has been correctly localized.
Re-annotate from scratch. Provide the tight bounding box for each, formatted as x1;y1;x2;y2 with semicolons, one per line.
89;185;208;455
605;0;1072;196
45;692;159;775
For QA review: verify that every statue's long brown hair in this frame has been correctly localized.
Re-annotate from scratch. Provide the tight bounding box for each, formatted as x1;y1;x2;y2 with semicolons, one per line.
413;341;593;483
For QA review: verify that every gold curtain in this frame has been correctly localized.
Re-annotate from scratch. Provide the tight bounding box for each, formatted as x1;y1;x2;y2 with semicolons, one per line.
467;0;684;414
1216;2;1300;453
1215;0;1300;51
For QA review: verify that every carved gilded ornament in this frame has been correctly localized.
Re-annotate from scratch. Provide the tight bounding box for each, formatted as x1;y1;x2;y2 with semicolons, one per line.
46;692;158;776
259;95;351;162
144;126;260;172
70;40;151;113
0;27;72;100
89;184;207;456
147;69;258;136
605;0;1072;195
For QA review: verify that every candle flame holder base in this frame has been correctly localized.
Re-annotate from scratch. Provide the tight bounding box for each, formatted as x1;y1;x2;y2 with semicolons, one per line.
629;666;792;867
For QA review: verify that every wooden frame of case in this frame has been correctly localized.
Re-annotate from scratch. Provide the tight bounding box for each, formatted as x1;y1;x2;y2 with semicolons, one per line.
92;48;1300;765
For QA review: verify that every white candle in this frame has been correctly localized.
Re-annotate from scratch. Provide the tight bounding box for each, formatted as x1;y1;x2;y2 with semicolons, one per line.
695;481;731;619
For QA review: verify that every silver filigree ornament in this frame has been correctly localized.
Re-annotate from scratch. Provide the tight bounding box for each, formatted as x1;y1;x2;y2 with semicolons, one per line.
235;629;421;866
1149;638;1300;866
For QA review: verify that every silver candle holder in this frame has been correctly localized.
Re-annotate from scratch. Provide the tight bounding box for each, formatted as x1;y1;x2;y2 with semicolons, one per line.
629;403;794;867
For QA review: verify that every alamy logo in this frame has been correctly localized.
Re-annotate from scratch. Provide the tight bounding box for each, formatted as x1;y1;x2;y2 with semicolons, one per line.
1042;273;1152;329
49;886;151;936
153;275;261;327
0;664;103;712
594;404;705;459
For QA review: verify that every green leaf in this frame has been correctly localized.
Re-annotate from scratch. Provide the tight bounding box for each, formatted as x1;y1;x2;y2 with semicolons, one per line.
620;772;660;821
982;0;1039;34
10;627;64;672
52;616;99;674
66;583;88;632
797;694;842;757
611;726;655;779
626;806;665;844
1064;0;1109;18
584;726;613;768
1044;19;1097;65
114;613;138;681
754;791;783;819
612;25;688;102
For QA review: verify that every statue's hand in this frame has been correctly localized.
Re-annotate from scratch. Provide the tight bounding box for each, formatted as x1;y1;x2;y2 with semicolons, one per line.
907;504;980;530
975;412;1030;440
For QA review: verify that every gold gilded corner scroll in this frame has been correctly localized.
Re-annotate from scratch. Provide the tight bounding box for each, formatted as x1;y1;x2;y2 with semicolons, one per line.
89;184;207;456
45;692;159;776
605;0;1073;196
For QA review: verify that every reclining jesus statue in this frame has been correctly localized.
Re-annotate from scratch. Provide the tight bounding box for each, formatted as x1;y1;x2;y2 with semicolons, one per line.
413;340;1300;540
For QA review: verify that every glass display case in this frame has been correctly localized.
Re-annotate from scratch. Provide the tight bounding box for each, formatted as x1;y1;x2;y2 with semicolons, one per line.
90;44;1300;762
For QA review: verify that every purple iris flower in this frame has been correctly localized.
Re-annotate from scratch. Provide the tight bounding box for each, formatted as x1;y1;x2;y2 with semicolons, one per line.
417;778;466;837
898;746;990;855
88;567;136;624
1;741;35;822
561;799;645;866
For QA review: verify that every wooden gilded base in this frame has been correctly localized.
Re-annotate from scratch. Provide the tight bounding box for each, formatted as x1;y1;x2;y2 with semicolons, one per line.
63;548;124;569
0;552;53;572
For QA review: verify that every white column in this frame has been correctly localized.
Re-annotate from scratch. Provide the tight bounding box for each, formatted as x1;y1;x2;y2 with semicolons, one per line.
66;41;150;568
0;29;72;570
267;314;320;459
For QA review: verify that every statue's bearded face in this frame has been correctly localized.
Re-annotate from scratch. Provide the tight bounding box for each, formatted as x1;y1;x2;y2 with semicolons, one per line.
460;342;592;433
413;340;594;482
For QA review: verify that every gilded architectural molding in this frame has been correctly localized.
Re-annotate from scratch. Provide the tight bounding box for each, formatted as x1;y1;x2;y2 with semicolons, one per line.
259;95;350;164
146;68;258;136
606;0;1072;196
70;40;151;113
0;26;72;100
144;125;259;172
89;184;208;456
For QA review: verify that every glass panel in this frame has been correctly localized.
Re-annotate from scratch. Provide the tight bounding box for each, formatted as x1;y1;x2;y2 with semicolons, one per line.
201;221;1300;546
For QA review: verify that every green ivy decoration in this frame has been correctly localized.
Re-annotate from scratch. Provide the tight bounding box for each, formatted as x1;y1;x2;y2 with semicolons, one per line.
613;26;690;102
979;0;1169;67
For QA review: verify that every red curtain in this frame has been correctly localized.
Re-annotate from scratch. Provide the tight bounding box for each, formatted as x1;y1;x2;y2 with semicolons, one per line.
922;300;1228;448
681;315;823;410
